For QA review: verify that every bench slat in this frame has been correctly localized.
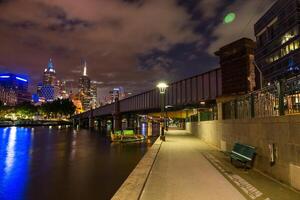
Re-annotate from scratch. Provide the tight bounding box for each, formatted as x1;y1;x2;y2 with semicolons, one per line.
231;150;252;161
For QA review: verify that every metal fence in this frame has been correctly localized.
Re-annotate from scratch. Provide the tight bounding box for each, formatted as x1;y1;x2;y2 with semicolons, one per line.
223;75;300;120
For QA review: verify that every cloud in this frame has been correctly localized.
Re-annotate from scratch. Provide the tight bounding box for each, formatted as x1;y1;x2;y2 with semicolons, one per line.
0;0;200;92
207;0;276;54
197;0;225;20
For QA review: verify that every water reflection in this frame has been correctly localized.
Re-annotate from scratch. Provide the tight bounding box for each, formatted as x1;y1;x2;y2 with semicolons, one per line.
0;127;32;200
0;126;154;200
141;123;147;136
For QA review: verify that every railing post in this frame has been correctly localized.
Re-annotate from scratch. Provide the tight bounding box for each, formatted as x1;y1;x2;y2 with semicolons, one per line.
250;93;255;118
217;102;223;120
234;99;238;119
277;80;285;116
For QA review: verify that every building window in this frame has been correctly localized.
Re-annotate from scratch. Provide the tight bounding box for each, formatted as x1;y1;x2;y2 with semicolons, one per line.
266;39;300;64
281;26;299;45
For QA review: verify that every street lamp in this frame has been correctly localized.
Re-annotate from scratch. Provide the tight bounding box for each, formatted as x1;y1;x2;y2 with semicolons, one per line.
157;82;168;94
157;82;168;141
253;61;263;89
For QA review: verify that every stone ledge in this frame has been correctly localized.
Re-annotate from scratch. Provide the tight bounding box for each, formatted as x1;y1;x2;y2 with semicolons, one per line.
112;138;162;200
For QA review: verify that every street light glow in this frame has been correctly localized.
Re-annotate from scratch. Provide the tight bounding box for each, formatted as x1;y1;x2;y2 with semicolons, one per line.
157;82;169;94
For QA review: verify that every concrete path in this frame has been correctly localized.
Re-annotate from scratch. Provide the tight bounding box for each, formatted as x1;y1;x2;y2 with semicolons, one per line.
140;130;246;200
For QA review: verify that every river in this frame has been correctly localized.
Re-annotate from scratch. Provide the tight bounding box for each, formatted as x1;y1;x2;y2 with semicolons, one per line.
0;126;154;200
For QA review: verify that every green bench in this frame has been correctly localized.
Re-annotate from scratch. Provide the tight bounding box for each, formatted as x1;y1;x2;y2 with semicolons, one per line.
230;143;256;169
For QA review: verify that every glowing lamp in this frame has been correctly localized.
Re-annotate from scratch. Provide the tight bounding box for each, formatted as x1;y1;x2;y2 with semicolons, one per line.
157;82;168;94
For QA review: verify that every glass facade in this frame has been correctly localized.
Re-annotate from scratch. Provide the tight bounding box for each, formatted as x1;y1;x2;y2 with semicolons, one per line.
266;37;300;64
254;0;300;83
0;73;30;104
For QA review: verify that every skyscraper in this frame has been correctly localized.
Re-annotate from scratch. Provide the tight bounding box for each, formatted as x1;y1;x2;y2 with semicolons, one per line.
78;61;92;111
43;58;56;85
37;58;59;102
90;83;98;109
79;61;91;95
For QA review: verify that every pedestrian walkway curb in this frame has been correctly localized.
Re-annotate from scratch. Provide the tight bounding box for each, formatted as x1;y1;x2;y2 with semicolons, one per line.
112;138;163;200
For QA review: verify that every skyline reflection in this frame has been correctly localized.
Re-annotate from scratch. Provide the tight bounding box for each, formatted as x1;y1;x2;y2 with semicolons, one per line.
0;126;153;199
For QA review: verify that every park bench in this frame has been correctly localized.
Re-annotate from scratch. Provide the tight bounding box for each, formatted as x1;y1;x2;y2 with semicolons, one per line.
230;143;256;169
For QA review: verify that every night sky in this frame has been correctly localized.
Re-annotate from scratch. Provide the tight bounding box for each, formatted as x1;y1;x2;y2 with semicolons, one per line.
0;0;275;96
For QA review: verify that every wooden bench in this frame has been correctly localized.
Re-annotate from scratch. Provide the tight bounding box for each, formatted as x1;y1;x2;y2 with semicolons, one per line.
230;143;256;169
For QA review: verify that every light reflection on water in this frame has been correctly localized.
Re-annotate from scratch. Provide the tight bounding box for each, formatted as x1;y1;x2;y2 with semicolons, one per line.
0;126;154;200
0;127;32;200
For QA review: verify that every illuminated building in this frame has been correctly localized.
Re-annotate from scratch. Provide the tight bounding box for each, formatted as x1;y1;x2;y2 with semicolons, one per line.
0;73;31;104
90;83;98;109
255;0;300;82
0;86;17;106
63;80;79;98
78;61;93;111
37;58;59;102
43;58;56;85
104;87;126;104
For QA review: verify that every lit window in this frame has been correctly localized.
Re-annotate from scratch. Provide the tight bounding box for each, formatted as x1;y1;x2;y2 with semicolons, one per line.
294;40;299;49
281;26;298;45
290;43;295;51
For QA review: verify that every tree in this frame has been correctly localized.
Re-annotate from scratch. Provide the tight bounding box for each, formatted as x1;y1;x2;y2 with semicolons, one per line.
15;102;37;118
40;99;76;118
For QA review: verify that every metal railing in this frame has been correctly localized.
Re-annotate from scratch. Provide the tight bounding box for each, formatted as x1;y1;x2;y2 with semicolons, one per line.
223;75;300;119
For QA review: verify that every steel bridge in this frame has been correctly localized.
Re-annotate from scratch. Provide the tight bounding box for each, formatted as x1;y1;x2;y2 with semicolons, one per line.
74;68;222;124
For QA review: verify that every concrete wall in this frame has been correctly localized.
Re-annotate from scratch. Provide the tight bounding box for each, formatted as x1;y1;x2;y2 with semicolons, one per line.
186;115;300;190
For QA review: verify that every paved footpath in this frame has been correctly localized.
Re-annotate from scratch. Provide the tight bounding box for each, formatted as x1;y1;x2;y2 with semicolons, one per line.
140;130;246;200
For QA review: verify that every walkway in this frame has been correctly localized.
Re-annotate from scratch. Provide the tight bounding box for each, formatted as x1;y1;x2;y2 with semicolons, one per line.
140;130;246;200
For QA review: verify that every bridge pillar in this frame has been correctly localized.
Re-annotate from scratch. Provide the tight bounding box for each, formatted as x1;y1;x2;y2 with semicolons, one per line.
217;102;223;120
89;109;94;129
78;118;82;128
135;116;141;134
72;118;76;127
127;115;135;129
147;121;152;137
101;119;108;135
89;117;94;129
113;115;122;131
95;119;100;130
112;100;122;132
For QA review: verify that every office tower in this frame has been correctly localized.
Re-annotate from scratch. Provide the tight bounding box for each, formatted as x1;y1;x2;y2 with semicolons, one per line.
255;0;300;83
0;73;31;104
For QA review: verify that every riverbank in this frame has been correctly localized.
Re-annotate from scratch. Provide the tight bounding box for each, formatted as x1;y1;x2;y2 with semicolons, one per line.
0;120;72;127
112;136;163;199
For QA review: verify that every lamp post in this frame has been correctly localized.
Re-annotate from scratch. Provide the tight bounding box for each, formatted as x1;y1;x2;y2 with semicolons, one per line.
253;61;263;89
157;82;168;141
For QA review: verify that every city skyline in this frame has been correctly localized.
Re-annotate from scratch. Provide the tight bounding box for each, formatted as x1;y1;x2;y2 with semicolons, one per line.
0;0;276;95
1;1;300;200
